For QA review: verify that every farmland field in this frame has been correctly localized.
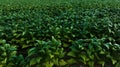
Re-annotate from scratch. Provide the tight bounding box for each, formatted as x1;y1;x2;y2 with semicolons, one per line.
0;0;120;7
0;0;120;67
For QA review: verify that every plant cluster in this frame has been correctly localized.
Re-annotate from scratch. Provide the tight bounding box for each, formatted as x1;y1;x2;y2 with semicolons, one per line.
0;3;120;67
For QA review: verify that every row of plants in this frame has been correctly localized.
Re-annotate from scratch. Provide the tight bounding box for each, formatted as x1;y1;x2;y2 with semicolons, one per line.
0;3;120;67
0;38;120;67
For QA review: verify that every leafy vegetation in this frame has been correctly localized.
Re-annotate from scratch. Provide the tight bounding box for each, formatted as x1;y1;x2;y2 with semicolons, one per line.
0;0;120;67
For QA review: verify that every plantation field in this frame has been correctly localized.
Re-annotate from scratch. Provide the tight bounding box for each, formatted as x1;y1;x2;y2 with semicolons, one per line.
0;0;120;7
0;0;120;67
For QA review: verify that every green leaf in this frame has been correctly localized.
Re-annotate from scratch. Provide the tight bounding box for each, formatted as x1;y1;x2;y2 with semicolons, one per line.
36;57;42;63
111;59;117;65
67;58;76;64
0;47;5;51
59;59;67;66
49;54;54;59
36;40;45;45
89;55;94;60
1;58;7;64
98;61;105;67
88;61;94;67
45;61;54;67
52;36;57;42
104;42;111;49
18;54;24;61
30;58;37;66
5;44;10;48
51;36;61;46
100;50;105;54
67;51;76;57
11;51;16;56
22;45;30;49
28;47;36;56
0;40;6;44
53;58;59;65
1;52;6;56
108;28;112;33
115;62;120;67
79;54;89;64
9;46;17;51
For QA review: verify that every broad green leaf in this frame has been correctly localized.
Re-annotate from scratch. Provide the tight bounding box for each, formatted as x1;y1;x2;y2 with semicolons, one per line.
49;54;54;58
0;40;6;44
5;44;10;48
36;57;42;63
89;55;94;60
115;62;120;67
0;47;5;51
79;54;89;64
100;50;105;54
1;58;7;64
111;59;117;65
45;62;54;67
59;59;67;66
30;58;37;66
53;58;59;65
28;47;36;56
88;61;94;67
98;61;105;67
22;45;29;49
1;52;6;56
67;51;76;57
11;51;16;56
67;58;76;64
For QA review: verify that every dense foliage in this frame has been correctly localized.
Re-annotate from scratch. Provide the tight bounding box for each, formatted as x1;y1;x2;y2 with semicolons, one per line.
0;2;120;67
